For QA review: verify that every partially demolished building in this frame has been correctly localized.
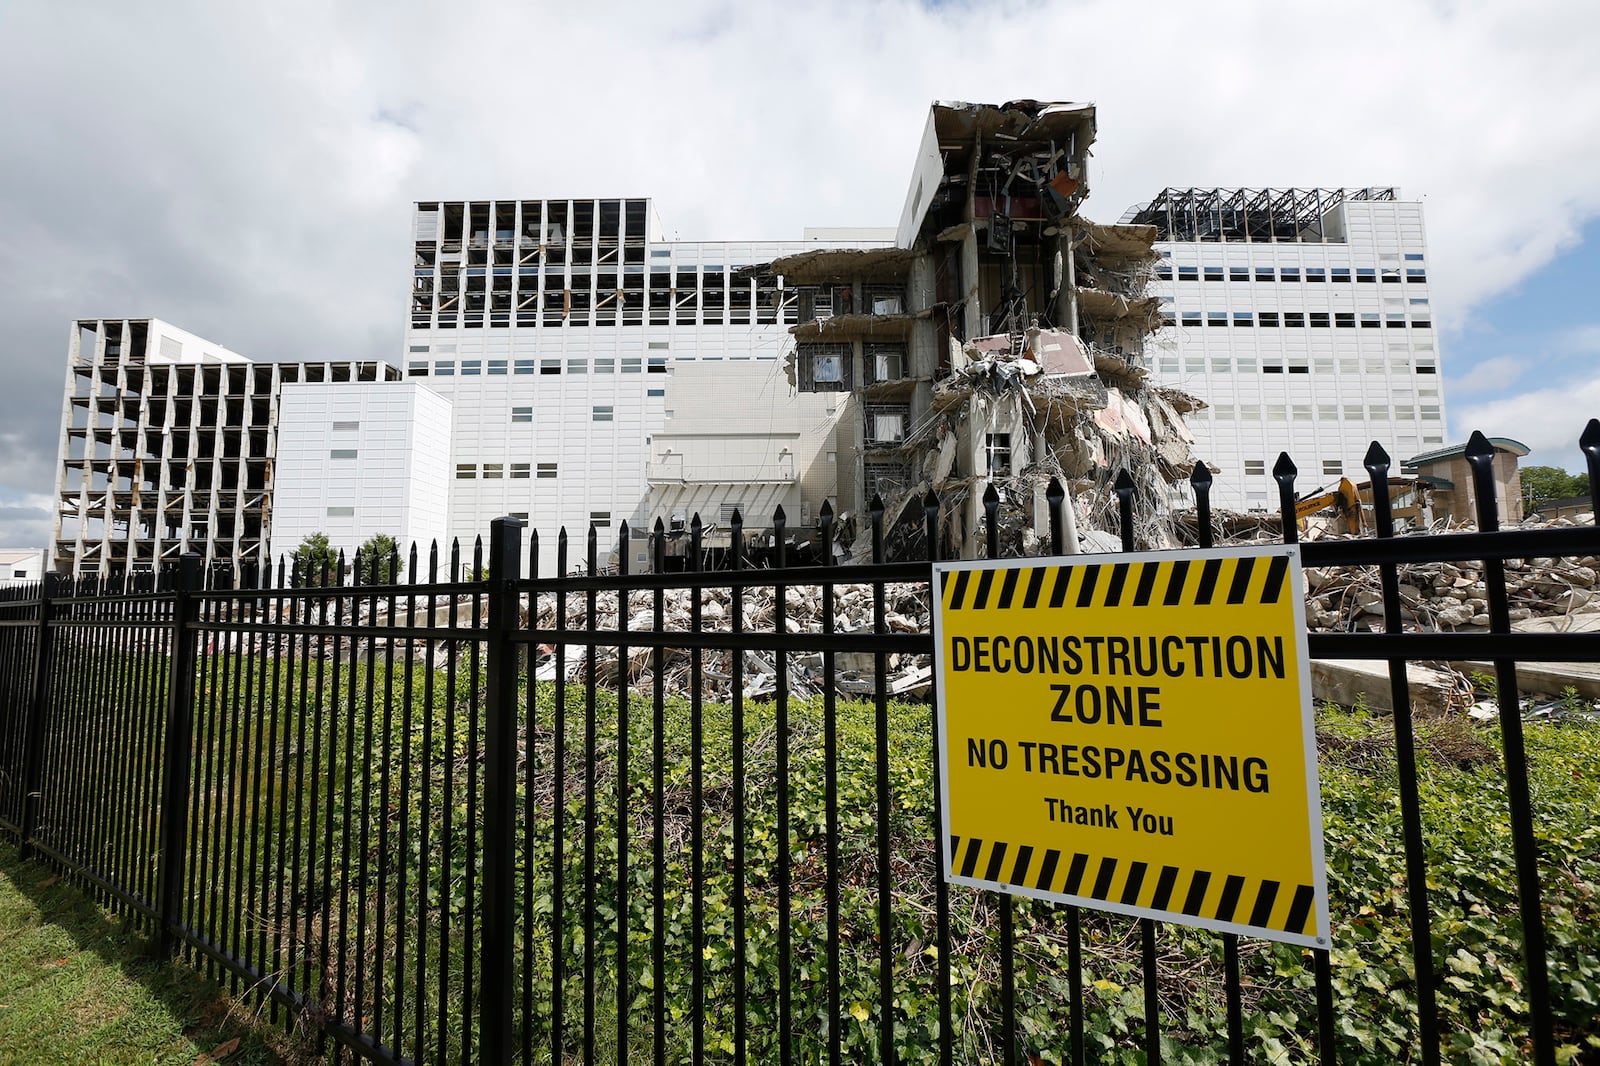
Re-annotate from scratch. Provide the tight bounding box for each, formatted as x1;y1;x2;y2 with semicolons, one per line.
771;100;1204;560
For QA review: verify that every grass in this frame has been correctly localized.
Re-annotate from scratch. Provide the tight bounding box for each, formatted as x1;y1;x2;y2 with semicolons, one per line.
0;841;291;1065
12;634;1600;1064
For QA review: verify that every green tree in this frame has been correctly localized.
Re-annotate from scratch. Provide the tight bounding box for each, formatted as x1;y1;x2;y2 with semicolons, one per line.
1521;465;1589;509
292;531;338;585
356;532;405;584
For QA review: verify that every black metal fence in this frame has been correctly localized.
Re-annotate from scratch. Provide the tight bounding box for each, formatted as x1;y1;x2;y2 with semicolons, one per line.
0;428;1594;1065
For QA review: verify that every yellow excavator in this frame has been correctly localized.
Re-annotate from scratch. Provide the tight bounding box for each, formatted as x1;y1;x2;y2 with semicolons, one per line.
1294;477;1363;535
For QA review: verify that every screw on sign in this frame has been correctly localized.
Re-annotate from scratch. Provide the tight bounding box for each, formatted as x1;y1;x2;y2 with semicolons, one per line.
932;543;1330;947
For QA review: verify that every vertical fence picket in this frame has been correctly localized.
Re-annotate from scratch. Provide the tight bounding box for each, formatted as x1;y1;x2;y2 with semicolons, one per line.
438;540;459;1057
688;512;707;1066
730;509;748;1066
772;505;795;1066
552;528;569;1066
337;551;360;1029
466;535;485;1061
1272;454;1338;1066
583;524;599;1065
1466;431;1555;1066
981;484;1019;1066
923;489;955;1066
1191;462;1247;1065
1047;477;1087;1066
1364;441;1441;1066
869;494;896;1066
615;520;632;1065
521;530;538;1066
1115;469;1163;1066
650;519;668;1066
155;554;203;956
819;500;842;1066
483;516;523;1064
19;573;56;861
416;541;439;1059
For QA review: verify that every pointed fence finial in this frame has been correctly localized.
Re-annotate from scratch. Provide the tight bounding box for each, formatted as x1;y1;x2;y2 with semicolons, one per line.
1273;453;1300;545
1364;440;1390;473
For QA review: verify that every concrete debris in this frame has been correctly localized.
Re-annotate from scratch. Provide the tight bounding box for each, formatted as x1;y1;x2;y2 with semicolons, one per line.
525;584;936;703
1295;540;1599;636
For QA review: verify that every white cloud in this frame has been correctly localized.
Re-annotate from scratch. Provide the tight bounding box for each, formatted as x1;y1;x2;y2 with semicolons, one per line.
1;0;1599;504
1453;354;1525;394
1559;324;1600;354
1452;377;1600;471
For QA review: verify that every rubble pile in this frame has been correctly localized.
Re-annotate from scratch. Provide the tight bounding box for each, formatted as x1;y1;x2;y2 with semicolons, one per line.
1300;511;1600;632
849;324;1208;564
526;583;936;702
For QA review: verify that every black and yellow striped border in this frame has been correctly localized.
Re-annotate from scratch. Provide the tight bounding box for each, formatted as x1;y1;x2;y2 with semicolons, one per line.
942;554;1291;613
949;834;1316;937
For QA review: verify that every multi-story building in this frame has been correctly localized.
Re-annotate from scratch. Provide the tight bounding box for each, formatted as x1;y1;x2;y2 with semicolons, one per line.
51;318;399;575
400;198;884;569
1126;188;1447;512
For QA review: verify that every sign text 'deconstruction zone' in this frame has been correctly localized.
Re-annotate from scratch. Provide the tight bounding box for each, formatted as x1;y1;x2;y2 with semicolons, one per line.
932;544;1329;947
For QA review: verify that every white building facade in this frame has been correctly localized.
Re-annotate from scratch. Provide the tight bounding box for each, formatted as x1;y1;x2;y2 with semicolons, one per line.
267;382;452;570
401;197;884;569
1127;189;1447;511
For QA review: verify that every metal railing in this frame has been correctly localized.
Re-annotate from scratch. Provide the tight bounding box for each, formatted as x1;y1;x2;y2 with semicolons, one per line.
0;427;1595;1064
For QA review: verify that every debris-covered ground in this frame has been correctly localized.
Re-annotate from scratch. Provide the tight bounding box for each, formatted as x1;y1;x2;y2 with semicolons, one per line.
527;582;937;703
520;510;1600;712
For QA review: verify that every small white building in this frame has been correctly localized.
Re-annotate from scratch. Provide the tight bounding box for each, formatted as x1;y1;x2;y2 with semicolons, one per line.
268;382;452;571
0;548;46;586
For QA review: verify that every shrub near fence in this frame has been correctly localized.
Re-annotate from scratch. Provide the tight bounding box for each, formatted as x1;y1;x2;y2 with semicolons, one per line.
0;428;1596;1064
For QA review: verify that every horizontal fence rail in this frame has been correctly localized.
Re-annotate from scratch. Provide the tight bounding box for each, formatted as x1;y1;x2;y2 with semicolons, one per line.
0;425;1592;1063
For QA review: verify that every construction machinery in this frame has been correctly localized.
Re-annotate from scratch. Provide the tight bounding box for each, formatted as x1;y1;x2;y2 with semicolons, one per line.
1294;477;1363;535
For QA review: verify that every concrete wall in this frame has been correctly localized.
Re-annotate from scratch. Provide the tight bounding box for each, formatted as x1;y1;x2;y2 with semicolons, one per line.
643;360;840;565
269;382;451;566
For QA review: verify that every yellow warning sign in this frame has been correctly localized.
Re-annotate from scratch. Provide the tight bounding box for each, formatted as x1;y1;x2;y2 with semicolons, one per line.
932;544;1328;947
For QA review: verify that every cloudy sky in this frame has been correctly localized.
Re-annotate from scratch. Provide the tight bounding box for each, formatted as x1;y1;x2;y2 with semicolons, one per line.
3;0;1599;547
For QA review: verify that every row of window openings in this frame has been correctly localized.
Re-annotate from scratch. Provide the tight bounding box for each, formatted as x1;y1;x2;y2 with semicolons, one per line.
409;357;667;377
1169;311;1431;328
1163;357;1438;374
455;463;560;479
509;398;660;423
412;287;799;328
414;309;799;329
1240;455;1440;479
1159;263;1426;282
1209;403;1442;420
